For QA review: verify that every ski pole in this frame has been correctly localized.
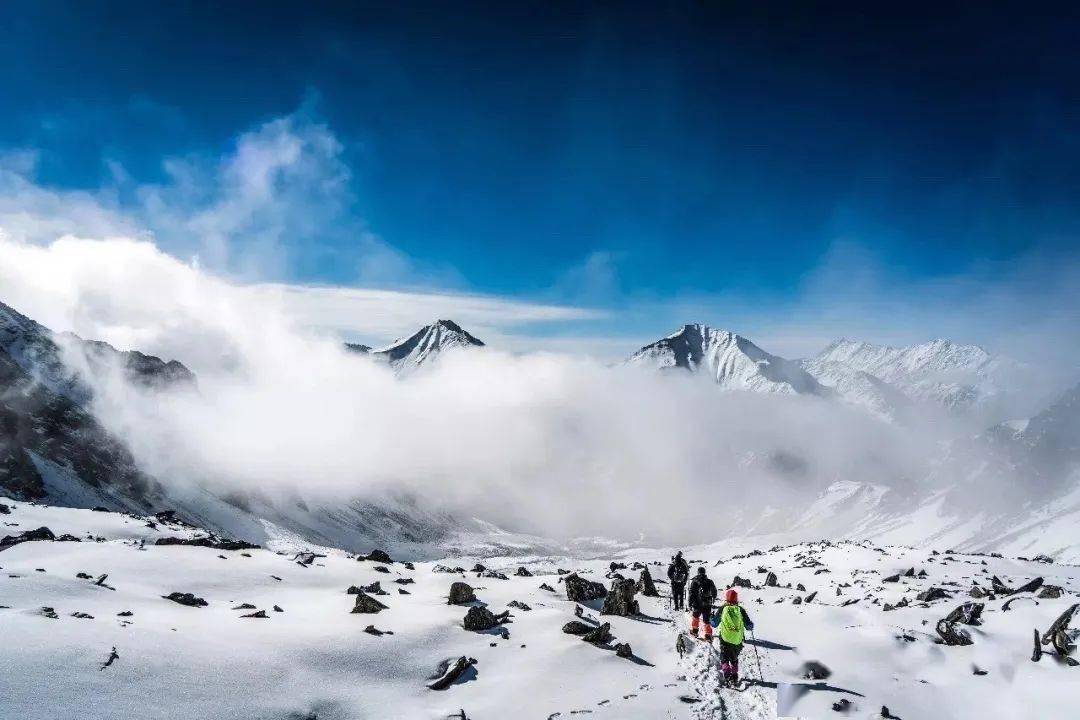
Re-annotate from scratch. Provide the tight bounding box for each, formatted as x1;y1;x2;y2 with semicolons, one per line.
749;627;764;684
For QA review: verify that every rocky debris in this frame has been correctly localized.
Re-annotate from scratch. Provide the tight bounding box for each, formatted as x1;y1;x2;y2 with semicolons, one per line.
0;526;55;550
880;706;899;719
293;551;323;567
241;610;268;619
796;583;806;592
232;603;257;610
944;602;984;626
273;605;283;612
515;566;533;577
364;624;393;636
471;563;486;573
71;611;94;619
448;582;477;605
732;575;752;589
361;549;392;564
395;577;415;585
935;619;973;646
805;591;818;603
162;592;207;607
40;607;58;619
614;642;633;658
582;621;613;645
0;503;9;514
361;581;388;596
155;536;259;551
832;698;853;712
557;568;570;575
609;561;627;572
1038;585;1063;599
481;569;509;580
636;566;660;597
403;562;415;570
539;583;555;592
427;656;477;691
507;600;531;612
434;564;466;574
992;575;1044;596
373;566;390;574
351;591;389;614
563;620;594;636
399;589;411;595
463;606;509;632
1033;554;1054;563
883;574;901;583
564;573;607;603
100;646;119;670
601;578;640;616
117;611;133;617
1041;603;1079;658
970;585;989;599
916;587;951;602
765;572;779;587
801;661;832;680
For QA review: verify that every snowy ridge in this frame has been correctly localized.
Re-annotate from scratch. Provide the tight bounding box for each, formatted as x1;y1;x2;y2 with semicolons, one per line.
371;319;484;374
627;323;826;395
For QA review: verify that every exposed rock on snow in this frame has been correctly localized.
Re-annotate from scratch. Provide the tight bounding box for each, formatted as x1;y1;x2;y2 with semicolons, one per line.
462;606;508;632
944;602;985;626
562;620;593;636
0;526;56;550
162;592;207;607
155;536;260;551
601;578;640;616
581;621;613;645
614;642;633;658
637;567;659;597
370;320;484;375
351;591;388;614
426;656;477;691
563;573;606;603
447;581;476;605
935;619;974;646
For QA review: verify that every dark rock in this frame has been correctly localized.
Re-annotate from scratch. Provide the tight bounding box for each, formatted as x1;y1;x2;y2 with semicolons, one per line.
351;591;388;614
364;549;392;564
40;606;58;619
916;587;950;602
564;573;607;603
970;585;989;598
637;566;660;597
805;591;818;603
1014;577;1045;594
903;567;915;577
562;620;593;635
515;566;533;577
363;624;385;636
917;569;928;578
427;656;477;691
155;536;260;551
273;605;283;612
162;592;207;607
1038;585;1063;599
1032;554;1053;564
70;611;94;619
395;577;415;585
448;581;476;605
373;565;390;574
539;583;555;592
403;561;415;570
433;564;463;574
57;534;81;542
614;642;633;658
0;503;9;514
601;578;640;616
507;600;531;611
399;589;411;595
765;572;778;587
0;526;55;550
481;569;509;580
832;698;853;712
883;574;900;583
801;661;832;680
117;610;133;617
973;666;988;676
471;563;486;573
76;572;93;579
796;583;806;592
1041;603;1079;656
1032;628;1043;662
935;619;973;646
231;603;257;610
582;621;613;645
609;562;627;572
732;575;752;588
362;581;388;595
241;610;268;618
463;606;508;632
944;602;984;626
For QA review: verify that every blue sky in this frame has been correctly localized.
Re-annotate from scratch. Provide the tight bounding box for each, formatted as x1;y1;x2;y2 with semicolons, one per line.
1;1;1079;359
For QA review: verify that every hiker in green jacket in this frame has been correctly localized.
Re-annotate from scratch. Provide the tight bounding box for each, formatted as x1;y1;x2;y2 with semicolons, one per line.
717;588;754;685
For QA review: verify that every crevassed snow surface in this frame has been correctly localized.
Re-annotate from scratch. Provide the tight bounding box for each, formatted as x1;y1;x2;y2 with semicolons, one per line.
2;500;1079;719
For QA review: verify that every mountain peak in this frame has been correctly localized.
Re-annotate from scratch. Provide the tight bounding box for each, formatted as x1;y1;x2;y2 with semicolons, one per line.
371;319;484;373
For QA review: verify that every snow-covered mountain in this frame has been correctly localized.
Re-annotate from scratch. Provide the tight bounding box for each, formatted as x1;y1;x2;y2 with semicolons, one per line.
356;319;485;374
627;323;826;395
798;357;913;420
812;337;1017;411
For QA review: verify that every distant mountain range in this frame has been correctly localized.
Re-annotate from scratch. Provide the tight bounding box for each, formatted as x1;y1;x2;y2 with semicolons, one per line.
3;299;1080;558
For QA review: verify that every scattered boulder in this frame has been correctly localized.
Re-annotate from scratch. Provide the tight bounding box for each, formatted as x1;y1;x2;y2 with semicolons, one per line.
362;549;392;564
732;575;752;589
373;565;390;574
0;503;9;514
805;591;818;603
241;610;268;619
539;582;555;592
796;583;806;592
363;624;387;636
507;600;531;612
916;587;950;602
231;603;257;610
155;536;259;551
162;592;207;607
471;563;486;573
427;656;477;691
582;621;613;645
433;564;465;574
1033;554;1053;564
562;620;593;635
1032;628;1043;662
515;566;533;577
448;582;477;605
935;619;973;646
40;607;58;619
601;578;640;617
801;661;832;680
463;606;509;632
481;569;509;580
0;526;55;550
564;573;607;603
882;574;900;583
273;605;283;612
765;572;778;587
832;698;853;712
637;566;660;597
614;642;633;659
351;591;388;614
1041;603;1079;657
944;602;984;626
1038;585;1063;599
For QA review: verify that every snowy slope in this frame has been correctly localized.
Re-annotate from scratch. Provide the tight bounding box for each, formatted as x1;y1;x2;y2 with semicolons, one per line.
798;358;912;420
628;324;826;396
3;501;1079;720
370;319;484;374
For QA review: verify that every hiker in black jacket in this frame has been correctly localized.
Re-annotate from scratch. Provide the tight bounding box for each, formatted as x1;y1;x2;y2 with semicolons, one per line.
687;566;717;640
667;551;689;610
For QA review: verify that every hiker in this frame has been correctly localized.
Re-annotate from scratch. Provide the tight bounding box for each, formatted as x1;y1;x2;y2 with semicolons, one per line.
687;566;717;640
717;588;755;684
667;551;690;610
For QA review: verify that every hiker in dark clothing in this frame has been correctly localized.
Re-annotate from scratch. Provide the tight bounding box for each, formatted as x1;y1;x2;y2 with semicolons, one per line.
667;551;689;610
687;566;717;640
717;588;755;684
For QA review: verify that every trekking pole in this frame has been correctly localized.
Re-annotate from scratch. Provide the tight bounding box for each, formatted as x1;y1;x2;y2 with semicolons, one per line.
749;628;765;684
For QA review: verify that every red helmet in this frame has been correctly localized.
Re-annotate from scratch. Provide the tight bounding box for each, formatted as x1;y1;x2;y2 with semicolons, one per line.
725;588;739;603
